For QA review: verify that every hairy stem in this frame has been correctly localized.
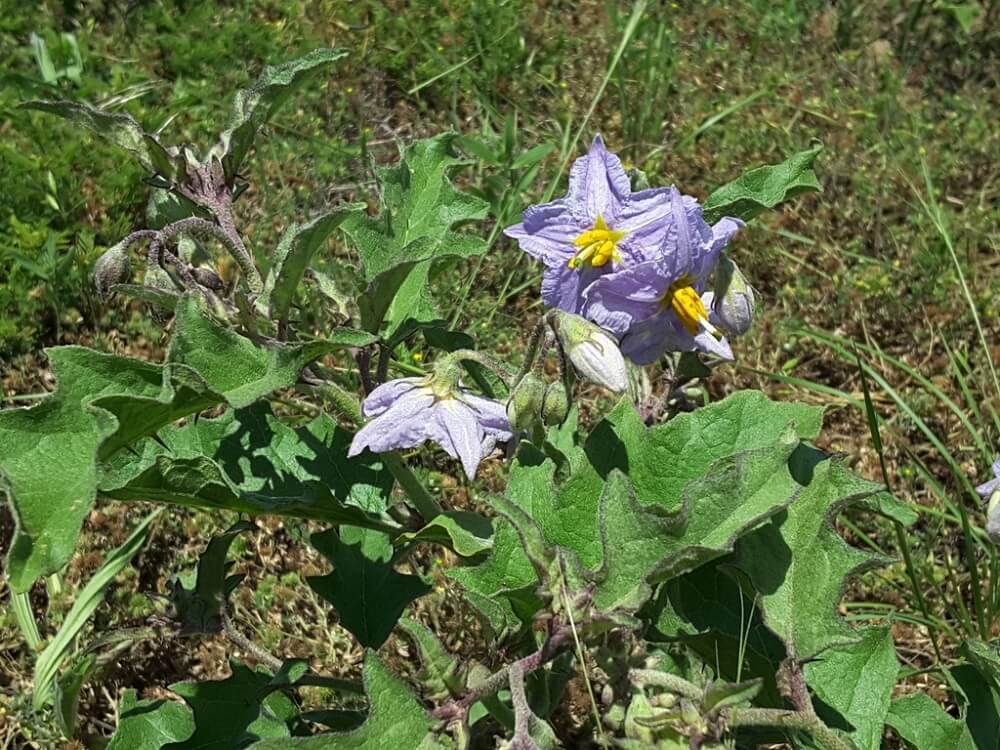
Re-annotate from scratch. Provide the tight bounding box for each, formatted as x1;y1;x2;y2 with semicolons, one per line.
727;708;852;750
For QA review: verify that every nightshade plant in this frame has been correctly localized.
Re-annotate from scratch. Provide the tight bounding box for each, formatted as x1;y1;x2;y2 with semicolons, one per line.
4;49;995;750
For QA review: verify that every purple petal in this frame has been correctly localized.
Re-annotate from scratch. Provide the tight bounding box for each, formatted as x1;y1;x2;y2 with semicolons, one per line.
615;186;674;263
710;217;744;254
619;313;694;365
360;377;428;418
582;260;670;336
462;392;513;440
541;262;604;314
350;389;436;456
503;201;581;267
692;329;734;360
978;477;1000;500
566;135;631;224
435;401;485;479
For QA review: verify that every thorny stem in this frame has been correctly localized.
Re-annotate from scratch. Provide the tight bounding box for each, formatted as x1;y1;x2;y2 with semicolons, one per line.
439;348;518;385
221;608;283;673
728;708;853;750
627;669;703;700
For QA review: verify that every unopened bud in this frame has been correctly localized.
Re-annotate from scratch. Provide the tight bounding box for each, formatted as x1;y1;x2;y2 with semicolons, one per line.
551;311;628;393
94;241;131;297
712;255;756;336
506;374;546;432
192;266;225;291
541;383;569;426
987;490;1000;545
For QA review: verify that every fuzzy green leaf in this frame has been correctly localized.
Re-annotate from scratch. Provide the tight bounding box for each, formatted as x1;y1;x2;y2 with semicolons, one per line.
217;49;348;183
308;528;431;648
107;690;195;750
101;404;396;530
21;99;176;176
259;206;362;323
0;347;223;592
734;458;883;660
166;661;292;749
250;653;440;749
340;134;488;335
805;627;899;750
398;618;464;700
702;143;823;224
396;511;494;557
886;694;975;750
169;295;375;408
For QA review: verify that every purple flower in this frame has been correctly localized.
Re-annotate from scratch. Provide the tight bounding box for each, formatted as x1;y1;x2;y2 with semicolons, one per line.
348;377;512;479
582;190;743;364
503;135;675;314
977;457;1000;500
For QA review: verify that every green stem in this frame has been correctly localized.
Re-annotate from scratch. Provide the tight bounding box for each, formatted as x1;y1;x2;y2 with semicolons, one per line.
381;452;442;521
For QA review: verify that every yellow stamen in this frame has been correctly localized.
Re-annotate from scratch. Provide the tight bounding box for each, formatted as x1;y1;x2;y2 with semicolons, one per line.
570;215;626;270
663;278;719;337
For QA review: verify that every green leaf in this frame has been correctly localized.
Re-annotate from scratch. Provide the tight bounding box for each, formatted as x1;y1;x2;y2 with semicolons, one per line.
101;404;396;530
249;653;441;749
702;143;823;224
340;133;489;335
951;663;1000;750
21;99;177;176
110;283;180;310
398;618;464;700
54;652;97;738
450;391;818;623
258;206;363;323
0;347;223;591
169;295;375;408
733;459;883;660
216;48;349;183
170;520;254;634
33;510;160;710
167;661;292;749
702;679;762;712
804;627;899;750
937;2;982;33
963;639;1000;689
396;511;494;557
107;690;195;750
308;527;431;648
886;693;975;750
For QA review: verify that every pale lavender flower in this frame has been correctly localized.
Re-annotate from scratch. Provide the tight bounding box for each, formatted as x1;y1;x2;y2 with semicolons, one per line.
503;135;675;314
582;190;742;364
977;457;1000;500
348;377;511;479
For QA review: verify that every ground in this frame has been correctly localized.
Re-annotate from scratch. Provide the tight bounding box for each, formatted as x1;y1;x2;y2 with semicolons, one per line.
0;0;997;747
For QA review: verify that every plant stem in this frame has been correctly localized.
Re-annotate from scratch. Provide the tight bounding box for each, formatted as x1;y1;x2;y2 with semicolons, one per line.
728;708;853;750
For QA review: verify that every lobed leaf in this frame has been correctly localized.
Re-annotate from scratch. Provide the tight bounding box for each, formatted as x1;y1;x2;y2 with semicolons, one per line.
20;99;177;176
702;143;823;225
308;527;431;648
340;133;489;337
396;510;494;558
733;457;884;660
249;652;441;749
216;48;349;183
804;627;899;750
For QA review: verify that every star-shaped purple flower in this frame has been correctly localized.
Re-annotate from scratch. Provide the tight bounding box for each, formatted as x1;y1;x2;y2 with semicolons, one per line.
503;135;675;314
348;377;512;479
977;457;1000;500
582;189;743;364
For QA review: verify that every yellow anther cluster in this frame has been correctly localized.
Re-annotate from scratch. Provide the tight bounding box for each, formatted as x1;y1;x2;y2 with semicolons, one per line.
664;278;718;337
570;215;626;269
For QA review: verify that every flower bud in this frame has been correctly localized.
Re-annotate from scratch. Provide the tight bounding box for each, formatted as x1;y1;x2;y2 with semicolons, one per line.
541;382;569;426
712;255;756;336
93;240;131;298
551;311;628;393
192;266;225;291
506;373;546;432
987;489;1000;545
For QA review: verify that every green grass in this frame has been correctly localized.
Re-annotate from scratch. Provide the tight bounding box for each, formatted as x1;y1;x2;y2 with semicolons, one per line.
0;0;997;743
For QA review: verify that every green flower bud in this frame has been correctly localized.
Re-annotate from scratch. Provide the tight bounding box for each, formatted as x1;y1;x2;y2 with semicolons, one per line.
712;255;756;336
541;382;569;426
93;240;131;298
550;310;628;393
506;373;546;432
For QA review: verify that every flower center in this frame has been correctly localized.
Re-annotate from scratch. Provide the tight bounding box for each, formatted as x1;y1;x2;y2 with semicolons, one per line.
569;215;626;269
663;278;719;337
